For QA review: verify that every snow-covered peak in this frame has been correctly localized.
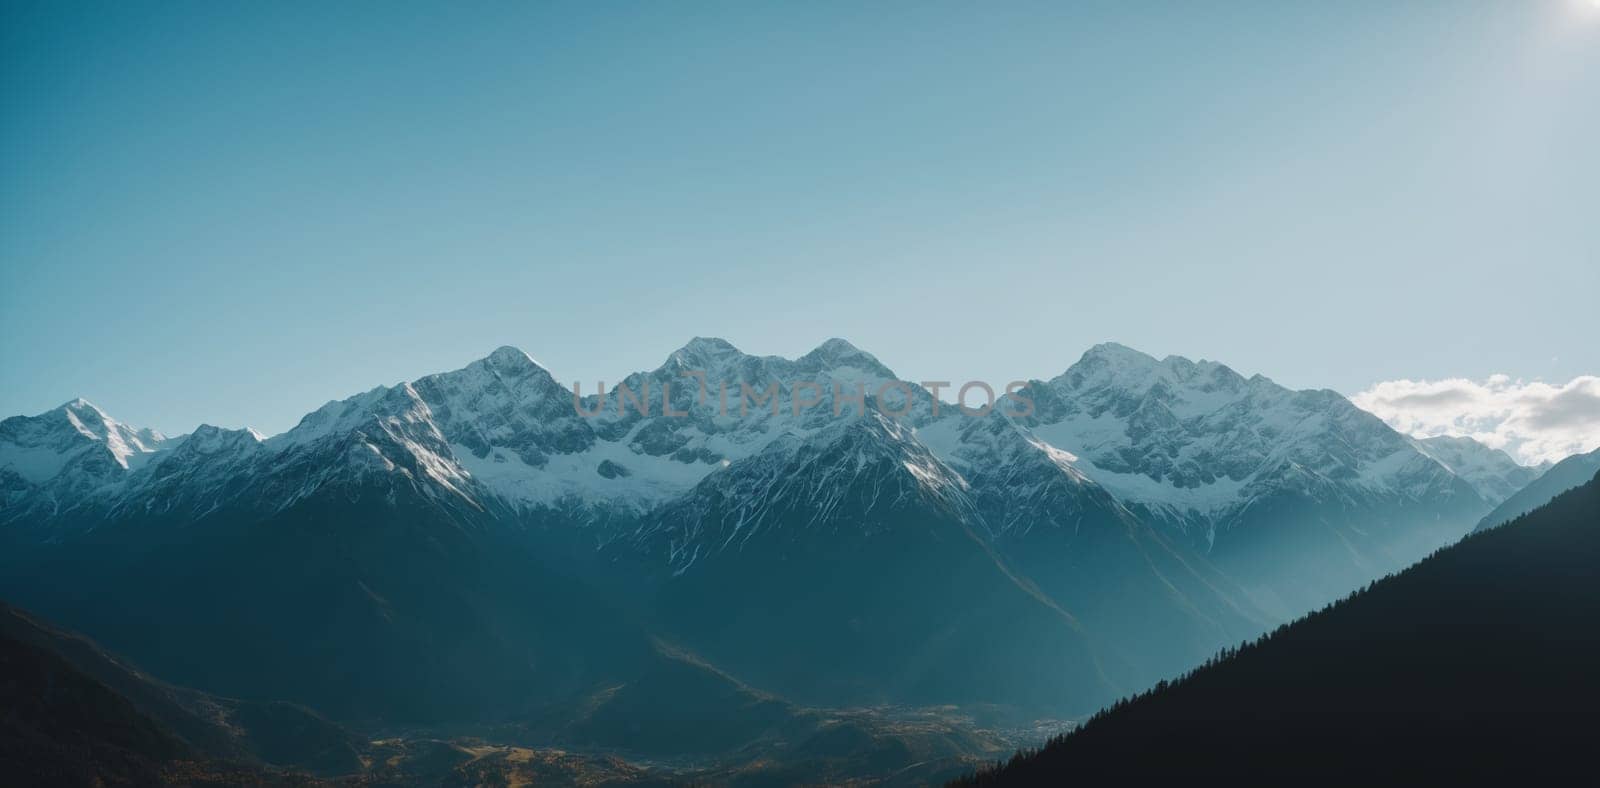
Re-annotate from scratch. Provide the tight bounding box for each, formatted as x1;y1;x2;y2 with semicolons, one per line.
57;398;170;456
807;410;960;482
227;348;593;514
635;410;978;572
270;384;411;449
652;337;767;386
810;336;862;356
649;337;899;393
910;406;1135;539
1018;345;1484;534
667;336;743;366
1076;341;1161;369
797;337;898;380
481;345;549;377
272;346;569;448
2;340;1496;557
1410;434;1545;505
0;400;182;528
180;424;267;455
60;397;110;422
0;399;171;485
1055;344;1249;407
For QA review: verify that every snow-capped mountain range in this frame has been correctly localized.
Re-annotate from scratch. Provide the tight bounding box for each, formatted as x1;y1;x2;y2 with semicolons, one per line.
1;338;1546;722
3;340;1528;558
2;340;1528;532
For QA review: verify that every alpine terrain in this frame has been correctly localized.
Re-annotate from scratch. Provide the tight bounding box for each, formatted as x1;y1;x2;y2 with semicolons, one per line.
0;339;1534;782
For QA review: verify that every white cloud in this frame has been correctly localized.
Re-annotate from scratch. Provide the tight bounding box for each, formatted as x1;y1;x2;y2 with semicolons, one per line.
1352;375;1600;466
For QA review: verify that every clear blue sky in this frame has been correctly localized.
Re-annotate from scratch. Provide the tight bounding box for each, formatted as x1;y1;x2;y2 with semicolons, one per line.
3;1;1596;436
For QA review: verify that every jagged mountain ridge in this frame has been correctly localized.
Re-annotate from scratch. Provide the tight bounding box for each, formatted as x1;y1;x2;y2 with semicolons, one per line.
2;339;1508;624
0;340;928;535
0;399;177;532
1016;343;1491;537
3;339;1507;546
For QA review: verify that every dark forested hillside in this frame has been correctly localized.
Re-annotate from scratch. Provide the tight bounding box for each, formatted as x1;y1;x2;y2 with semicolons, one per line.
1;630;193;786
0;600;362;782
957;471;1600;787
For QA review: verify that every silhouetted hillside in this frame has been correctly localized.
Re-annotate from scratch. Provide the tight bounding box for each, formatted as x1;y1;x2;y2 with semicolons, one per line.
0;600;359;783
1;630;191;785
957;471;1600;786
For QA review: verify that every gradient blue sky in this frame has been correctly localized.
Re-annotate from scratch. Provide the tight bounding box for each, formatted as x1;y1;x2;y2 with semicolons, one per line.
3;0;1597;437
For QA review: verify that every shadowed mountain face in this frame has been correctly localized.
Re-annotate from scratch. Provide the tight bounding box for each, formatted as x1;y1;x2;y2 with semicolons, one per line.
957;471;1600;786
0;478;658;724
0;600;361;782
623;413;1128;713
1;629;192;786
